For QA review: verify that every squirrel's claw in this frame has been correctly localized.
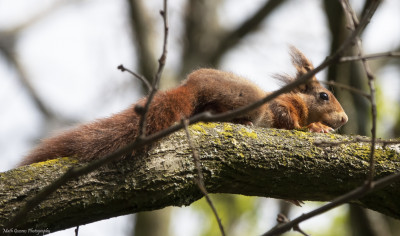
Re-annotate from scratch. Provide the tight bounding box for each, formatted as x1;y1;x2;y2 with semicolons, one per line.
307;122;334;133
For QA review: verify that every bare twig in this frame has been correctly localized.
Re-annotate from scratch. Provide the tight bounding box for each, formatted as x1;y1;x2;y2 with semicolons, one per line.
262;171;400;236
117;64;152;92
339;51;400;62
340;0;379;184
321;80;370;99
182;119;226;236
126;0;157;81
137;0;169;138
293;224;310;236
274;214;310;236
334;0;380;56
156;1;169;83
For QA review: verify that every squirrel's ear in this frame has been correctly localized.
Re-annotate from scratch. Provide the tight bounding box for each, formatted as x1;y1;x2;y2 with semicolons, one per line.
274;47;319;93
289;46;316;81
297;83;308;93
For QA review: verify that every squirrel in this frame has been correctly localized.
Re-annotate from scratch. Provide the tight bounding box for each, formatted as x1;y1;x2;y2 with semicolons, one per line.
19;46;348;166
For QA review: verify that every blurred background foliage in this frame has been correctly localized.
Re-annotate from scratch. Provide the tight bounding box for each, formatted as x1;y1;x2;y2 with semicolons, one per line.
1;0;399;235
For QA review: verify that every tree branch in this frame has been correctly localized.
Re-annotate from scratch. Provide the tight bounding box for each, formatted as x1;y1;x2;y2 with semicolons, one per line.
1;123;400;234
208;0;287;66
127;0;157;83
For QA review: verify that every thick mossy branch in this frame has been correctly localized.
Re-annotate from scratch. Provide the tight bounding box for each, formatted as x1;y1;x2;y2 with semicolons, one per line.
1;122;400;233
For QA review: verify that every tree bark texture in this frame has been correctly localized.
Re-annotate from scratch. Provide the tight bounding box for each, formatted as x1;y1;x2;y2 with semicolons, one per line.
1;123;400;233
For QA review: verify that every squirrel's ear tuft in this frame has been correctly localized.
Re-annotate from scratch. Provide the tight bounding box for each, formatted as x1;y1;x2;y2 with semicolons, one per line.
289;46;316;80
273;73;307;93
273;46;319;93
273;73;294;85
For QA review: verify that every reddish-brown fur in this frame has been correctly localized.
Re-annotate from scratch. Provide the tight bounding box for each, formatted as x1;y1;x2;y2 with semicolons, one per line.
19;47;348;166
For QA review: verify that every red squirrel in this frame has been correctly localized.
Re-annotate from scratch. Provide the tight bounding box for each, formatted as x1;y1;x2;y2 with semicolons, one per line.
19;47;348;166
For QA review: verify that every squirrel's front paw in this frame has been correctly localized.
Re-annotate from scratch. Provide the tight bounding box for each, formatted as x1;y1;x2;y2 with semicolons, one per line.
307;122;334;133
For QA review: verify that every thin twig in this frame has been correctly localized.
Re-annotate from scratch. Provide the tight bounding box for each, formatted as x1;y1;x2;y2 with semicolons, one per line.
156;0;169;83
182;119;226;236
137;0;169;138
274;214;310;236
75;226;79;236
126;0;157;81
339;51;400;62
262;171;400;236
321;80;370;99
293;224;310;236
340;0;379;185
117;64;152;92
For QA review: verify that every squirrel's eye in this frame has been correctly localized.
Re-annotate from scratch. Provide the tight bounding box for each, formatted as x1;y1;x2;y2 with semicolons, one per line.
319;92;329;101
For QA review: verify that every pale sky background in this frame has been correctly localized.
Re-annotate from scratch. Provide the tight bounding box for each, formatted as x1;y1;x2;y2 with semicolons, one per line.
1;0;399;235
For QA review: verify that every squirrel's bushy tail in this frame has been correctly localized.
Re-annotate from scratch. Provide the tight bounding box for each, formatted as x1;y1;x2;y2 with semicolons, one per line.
19;86;195;166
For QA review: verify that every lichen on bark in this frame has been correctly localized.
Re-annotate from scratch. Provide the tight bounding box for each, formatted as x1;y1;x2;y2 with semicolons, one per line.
1;122;399;233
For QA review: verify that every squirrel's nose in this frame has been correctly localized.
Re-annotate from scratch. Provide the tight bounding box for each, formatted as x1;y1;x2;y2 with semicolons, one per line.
341;113;348;125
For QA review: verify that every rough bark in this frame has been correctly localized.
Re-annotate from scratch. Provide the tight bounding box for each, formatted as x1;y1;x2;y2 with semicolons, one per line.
1;123;400;234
